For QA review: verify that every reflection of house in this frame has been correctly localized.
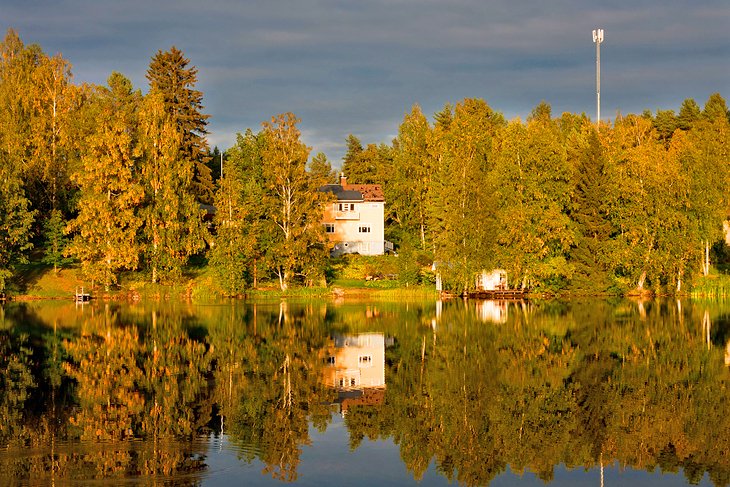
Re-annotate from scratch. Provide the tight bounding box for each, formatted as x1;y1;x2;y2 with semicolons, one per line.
476;300;508;323
320;175;391;256
322;333;386;390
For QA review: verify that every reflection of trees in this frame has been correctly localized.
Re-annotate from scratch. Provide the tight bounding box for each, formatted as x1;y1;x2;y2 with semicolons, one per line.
341;299;730;486
222;303;333;481
0;303;211;482
2;299;730;485
0;330;35;447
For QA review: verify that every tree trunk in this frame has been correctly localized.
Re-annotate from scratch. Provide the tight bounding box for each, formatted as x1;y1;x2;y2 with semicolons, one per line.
676;269;682;293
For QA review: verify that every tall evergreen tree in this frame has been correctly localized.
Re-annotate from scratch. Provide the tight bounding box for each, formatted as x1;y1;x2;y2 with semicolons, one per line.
702;93;729;122
307;152;336;184
677;98;701;131
146;47;213;202
41;208;71;274
567;128;614;291
341;134;363;177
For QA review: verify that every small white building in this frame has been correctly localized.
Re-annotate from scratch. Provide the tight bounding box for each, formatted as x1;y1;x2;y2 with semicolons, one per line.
476;269;508;291
320;175;391;256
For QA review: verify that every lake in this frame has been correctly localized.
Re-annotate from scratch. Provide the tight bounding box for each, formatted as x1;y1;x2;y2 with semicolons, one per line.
0;298;728;486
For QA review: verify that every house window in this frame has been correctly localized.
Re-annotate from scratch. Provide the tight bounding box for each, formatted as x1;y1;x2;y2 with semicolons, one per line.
324;223;335;233
326;356;335;365
358;225;371;233
359;355;372;367
338;203;355;212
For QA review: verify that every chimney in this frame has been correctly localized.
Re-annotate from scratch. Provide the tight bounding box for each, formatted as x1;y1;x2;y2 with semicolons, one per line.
340;172;347;187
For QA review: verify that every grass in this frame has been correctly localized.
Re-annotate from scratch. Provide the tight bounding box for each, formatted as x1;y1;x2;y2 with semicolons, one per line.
7;253;439;303
10;261;87;299
690;272;730;298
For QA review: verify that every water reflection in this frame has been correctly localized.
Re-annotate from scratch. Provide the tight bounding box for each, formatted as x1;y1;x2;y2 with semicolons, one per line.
322;333;388;416
0;298;729;485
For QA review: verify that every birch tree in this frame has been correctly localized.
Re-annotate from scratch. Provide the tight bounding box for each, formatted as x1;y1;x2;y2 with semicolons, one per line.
138;93;206;283
429;99;503;291
390;104;433;249
261;113;328;290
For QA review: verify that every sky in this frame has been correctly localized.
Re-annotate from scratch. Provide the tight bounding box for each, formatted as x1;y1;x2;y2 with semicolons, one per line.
4;0;729;165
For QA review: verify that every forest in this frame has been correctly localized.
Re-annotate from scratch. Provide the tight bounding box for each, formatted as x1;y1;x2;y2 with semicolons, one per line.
0;28;728;296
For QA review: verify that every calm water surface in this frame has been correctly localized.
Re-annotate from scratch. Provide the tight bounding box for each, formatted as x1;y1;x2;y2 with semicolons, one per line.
0;298;728;486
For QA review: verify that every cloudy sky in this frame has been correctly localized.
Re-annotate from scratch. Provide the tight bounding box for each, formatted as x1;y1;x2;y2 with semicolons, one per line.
5;0;729;164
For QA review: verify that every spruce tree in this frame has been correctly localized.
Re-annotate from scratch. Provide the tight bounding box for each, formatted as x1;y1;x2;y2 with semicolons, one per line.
568;128;613;292
146;47;213;202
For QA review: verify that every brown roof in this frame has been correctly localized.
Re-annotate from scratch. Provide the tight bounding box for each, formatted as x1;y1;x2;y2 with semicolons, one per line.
344;183;385;202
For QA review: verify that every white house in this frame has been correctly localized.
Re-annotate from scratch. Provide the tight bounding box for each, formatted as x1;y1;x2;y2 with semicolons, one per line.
320;175;391;256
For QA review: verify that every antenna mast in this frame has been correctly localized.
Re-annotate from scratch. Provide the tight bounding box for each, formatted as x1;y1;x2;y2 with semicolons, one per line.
592;29;604;126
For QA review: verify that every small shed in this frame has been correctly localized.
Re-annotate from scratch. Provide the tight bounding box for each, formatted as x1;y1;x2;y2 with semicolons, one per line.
476;269;508;291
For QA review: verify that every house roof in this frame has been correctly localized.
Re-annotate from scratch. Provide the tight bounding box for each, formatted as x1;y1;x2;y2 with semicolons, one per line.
346;184;384;202
319;183;385;202
320;185;363;201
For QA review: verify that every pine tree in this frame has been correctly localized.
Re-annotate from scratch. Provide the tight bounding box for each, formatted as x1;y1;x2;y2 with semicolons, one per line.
341;134;363;177
677;98;701;131
146;47;213;202
702;93;729;122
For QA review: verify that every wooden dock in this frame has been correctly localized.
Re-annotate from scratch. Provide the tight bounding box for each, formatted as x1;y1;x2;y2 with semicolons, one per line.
74;287;91;302
468;289;526;299
440;289;527;300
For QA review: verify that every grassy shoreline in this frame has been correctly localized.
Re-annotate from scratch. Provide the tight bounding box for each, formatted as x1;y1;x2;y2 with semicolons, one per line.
5;262;438;303
7;261;730;303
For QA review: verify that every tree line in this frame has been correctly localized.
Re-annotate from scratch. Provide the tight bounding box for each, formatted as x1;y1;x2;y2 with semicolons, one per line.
0;28;728;295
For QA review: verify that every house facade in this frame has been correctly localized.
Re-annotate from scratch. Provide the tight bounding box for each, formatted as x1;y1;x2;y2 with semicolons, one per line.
320;175;390;256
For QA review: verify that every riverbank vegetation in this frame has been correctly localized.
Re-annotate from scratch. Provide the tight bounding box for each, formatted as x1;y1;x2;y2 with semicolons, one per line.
0;29;728;298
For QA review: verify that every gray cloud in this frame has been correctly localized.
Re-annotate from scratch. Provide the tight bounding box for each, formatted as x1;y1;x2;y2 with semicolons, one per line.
4;0;729;164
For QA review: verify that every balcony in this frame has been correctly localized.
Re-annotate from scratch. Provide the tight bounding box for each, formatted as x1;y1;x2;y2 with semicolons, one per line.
335;210;360;220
